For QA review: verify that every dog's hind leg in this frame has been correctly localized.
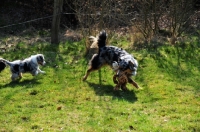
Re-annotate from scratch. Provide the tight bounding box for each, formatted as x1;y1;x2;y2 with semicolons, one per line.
83;65;104;81
19;72;23;79
82;66;95;81
83;54;103;81
127;77;139;89
11;73;19;81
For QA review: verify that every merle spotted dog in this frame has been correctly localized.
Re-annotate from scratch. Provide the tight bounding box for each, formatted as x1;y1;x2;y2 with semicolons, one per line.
0;54;46;81
83;30;139;89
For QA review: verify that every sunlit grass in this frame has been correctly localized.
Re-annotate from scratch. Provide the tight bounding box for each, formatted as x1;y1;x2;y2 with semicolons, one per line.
0;35;199;131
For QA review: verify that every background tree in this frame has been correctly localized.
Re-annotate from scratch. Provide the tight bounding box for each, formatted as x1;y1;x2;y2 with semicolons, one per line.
0;0;199;45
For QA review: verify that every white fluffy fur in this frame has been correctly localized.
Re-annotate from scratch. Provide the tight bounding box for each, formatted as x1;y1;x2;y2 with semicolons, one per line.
31;55;38;64
112;61;119;71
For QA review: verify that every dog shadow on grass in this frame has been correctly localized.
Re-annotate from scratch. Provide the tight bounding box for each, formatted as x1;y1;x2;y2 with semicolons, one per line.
1;78;41;89
86;81;138;103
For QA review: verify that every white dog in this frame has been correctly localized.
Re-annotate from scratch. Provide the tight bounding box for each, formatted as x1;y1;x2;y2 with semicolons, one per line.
0;54;46;81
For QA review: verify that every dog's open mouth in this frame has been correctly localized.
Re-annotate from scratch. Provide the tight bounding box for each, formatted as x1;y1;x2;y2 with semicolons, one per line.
38;61;45;66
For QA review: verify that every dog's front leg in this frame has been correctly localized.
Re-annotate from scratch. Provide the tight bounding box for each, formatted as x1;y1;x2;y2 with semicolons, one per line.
32;70;38;76
32;68;45;76
121;83;128;91
127;77;139;89
114;84;120;91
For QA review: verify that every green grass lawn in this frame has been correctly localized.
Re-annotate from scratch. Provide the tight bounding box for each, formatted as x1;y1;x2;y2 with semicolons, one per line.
0;36;199;132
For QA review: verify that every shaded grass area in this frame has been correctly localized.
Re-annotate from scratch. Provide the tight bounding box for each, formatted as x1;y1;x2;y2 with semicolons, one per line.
0;37;199;131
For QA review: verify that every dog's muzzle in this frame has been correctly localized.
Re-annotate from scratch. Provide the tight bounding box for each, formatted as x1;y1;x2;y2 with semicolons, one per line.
39;61;46;66
42;61;46;65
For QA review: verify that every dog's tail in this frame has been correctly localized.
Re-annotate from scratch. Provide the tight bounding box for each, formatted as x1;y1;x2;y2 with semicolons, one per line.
0;58;12;66
89;36;98;48
0;58;9;72
97;30;107;48
89;30;107;49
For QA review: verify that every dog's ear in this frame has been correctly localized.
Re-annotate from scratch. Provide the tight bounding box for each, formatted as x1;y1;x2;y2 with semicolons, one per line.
128;61;136;71
128;61;134;66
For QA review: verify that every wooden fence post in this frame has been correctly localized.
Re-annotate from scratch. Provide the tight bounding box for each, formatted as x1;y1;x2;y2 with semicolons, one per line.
51;0;63;44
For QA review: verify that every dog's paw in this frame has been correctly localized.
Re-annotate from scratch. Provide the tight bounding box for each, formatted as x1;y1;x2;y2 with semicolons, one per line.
137;87;144;90
41;71;46;74
121;86;128;91
114;86;120;91
82;76;87;81
113;80;118;84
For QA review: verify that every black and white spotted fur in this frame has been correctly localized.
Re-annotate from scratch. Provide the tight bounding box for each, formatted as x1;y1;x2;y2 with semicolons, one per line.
0;54;46;81
83;30;139;88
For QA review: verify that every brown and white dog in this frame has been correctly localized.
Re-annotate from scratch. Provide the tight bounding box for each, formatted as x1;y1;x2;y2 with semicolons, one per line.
83;30;139;89
0;54;46;81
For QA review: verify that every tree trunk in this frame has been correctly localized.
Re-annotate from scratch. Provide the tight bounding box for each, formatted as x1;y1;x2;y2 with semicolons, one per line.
51;0;63;44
